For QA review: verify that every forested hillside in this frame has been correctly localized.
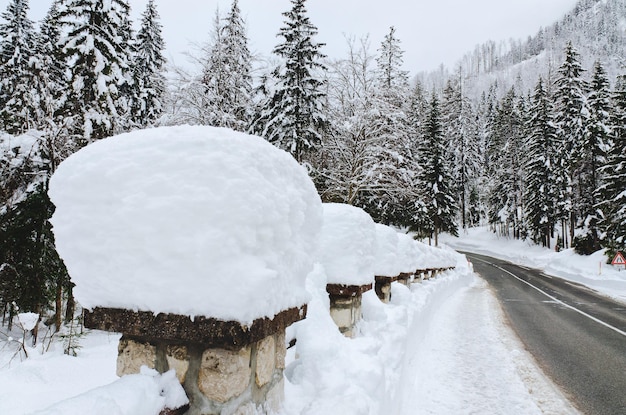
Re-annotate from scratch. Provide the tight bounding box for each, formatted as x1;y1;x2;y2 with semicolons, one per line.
1;0;625;329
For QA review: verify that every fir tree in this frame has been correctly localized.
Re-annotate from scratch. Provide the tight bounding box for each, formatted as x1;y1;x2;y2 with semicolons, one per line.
441;74;480;231
251;0;327;164
596;74;626;259
201;0;252;131
418;93;458;246
59;0;133;144
31;1;66;129
576;60;610;253
0;0;37;134
524;77;557;247
132;0;166;127
553;41;587;247
488;88;525;238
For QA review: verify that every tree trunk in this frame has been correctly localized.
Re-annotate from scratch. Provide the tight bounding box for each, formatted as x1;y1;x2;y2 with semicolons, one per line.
64;284;75;323
55;282;63;331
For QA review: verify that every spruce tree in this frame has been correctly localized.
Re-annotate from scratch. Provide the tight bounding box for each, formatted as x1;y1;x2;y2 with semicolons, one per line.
59;0;133;144
201;0;252;131
0;0;37;134
132;0;166;127
418;93;458;246
441;74;480;231
553;41;587;247
596;74;626;259
524;77;557;247
576;60;610;253
488;88;525;238
251;0;327;164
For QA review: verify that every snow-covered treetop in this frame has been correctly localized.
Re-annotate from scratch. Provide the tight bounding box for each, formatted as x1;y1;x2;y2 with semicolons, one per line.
48;125;322;324
317;203;376;286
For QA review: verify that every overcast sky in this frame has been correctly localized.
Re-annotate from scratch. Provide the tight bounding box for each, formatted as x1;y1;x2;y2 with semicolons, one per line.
9;0;579;73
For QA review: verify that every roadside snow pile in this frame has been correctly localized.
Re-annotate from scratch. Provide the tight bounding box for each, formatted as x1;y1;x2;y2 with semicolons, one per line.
317;203;377;285
441;226;626;302
30;367;188;415
284;251;472;415
48;125;323;323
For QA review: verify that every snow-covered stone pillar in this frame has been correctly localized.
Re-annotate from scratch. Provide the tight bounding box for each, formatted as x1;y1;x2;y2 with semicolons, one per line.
49;126;323;415
372;224;403;304
318;204;376;337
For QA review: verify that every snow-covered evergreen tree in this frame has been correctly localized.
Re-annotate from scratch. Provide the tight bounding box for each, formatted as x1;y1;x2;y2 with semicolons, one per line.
131;0;166;127
251;0;327;164
0;0;37;134
441;74;480;230
200;0;252;131
553;41;587;247
524;77;558;247
596;74;626;259
59;0;133;144
487;88;526;238
575;60;611;252
418;93;458;245
32;0;66;129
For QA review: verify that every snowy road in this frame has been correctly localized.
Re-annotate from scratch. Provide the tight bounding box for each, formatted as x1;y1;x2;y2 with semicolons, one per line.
467;252;626;415
393;275;578;415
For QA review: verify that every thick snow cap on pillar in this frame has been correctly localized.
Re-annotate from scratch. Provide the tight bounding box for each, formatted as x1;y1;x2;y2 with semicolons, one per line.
317;203;376;286
373;224;403;277
397;233;422;272
48;126;322;324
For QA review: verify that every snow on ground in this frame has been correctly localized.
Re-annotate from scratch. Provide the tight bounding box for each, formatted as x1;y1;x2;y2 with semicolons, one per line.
440;226;626;304
0;252;576;414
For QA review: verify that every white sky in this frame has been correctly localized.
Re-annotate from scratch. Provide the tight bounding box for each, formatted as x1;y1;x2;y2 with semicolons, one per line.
9;0;579;73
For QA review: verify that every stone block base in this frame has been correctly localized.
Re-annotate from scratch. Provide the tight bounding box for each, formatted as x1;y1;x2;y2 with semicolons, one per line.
118;332;287;415
89;305;306;415
326;283;372;337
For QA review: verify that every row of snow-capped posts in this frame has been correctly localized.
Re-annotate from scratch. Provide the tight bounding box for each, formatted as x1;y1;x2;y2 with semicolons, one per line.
319;204;457;337
48;126;459;414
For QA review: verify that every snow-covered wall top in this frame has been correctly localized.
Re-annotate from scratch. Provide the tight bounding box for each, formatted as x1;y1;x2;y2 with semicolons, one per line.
317;203;376;286
49;126;322;324
372;224;402;277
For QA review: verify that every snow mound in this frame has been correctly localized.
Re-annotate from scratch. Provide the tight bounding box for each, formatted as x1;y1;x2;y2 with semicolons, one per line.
29;367;188;415
49;125;322;323
317;203;376;286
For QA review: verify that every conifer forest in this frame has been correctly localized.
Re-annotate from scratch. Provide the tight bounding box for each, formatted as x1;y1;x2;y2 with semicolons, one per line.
1;0;626;331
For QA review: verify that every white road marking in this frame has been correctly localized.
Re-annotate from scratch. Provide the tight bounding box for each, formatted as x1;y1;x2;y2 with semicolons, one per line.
469;255;626;339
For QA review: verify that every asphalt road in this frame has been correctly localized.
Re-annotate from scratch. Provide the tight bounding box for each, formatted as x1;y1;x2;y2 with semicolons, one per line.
463;252;626;415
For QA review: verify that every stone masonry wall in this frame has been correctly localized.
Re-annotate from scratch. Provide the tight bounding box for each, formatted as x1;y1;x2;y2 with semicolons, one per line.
117;331;287;415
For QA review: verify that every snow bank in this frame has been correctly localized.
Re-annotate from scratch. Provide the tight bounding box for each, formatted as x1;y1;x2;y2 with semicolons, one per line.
284;250;474;414
317;203;376;286
49;125;322;323
30;367;188;415
441;226;626;303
